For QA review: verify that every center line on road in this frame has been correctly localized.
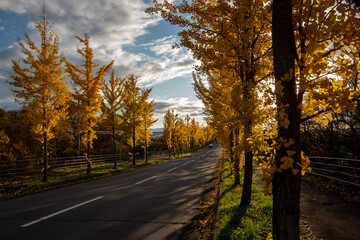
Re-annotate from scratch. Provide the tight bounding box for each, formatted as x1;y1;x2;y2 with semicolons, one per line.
21;196;103;228
167;167;178;172
182;160;195;166
135;176;156;185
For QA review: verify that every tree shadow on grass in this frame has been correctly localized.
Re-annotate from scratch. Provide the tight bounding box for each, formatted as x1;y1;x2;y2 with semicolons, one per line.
220;183;237;199
218;202;250;240
218;185;273;240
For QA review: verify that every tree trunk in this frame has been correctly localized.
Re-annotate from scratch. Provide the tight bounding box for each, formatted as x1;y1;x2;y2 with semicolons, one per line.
234;154;240;185
77;133;81;156
272;0;301;239
77;107;81;156
87;136;91;174
113;130;117;169
132;126;136;165
43;132;48;182
232;129;240;185
241;122;253;206
145;138;148;163
145;124;148;163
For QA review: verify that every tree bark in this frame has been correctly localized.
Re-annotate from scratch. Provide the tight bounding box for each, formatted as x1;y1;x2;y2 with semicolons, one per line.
113;129;117;169
232;129;240;185
43;131;48;182
77;133;81;156
145;124;148;163
241;122;253;206
145;139;148;163
87;133;91;174
272;0;301;239
132;126;136;165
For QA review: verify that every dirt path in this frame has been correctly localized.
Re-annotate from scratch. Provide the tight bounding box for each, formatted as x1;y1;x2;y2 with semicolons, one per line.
253;162;360;239
300;180;360;240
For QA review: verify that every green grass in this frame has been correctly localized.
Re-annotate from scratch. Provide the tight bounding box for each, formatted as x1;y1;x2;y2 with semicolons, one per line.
167;152;192;159
217;159;315;240
0;158;165;200
217;159;272;240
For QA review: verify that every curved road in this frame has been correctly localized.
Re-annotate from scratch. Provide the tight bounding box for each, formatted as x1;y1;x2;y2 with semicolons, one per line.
0;144;221;240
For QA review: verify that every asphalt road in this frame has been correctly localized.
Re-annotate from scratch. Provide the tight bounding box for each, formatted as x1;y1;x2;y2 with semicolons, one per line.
0;144;221;240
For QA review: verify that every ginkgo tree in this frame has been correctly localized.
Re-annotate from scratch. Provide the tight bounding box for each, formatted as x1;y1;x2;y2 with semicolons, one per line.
184;114;192;151
163;109;178;157
148;0;273;205
270;0;360;239
163;110;213;156
140;99;157;163
173;117;187;155
189;118;204;148
194;69;274;187
10;9;71;181
65;33;113;174
121;74;152;165
293;0;360;125
150;0;359;237
101;70;128;168
194;71;237;179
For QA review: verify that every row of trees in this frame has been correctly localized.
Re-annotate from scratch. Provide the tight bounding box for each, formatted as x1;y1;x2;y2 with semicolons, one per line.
163;110;216;156
7;9;157;180
147;0;360;239
1;108;74;161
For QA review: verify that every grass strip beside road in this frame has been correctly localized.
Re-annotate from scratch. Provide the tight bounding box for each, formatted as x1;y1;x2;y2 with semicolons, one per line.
1;151;195;201
216;159;272;240
0;158;168;201
216;159;314;240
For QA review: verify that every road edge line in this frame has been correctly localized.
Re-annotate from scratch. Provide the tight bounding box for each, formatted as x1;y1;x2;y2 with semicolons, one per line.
21;196;103;227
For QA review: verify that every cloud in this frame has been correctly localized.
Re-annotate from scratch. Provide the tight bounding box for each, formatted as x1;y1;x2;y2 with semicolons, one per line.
0;44;22;110
0;44;21;68
0;0;162;67
0;95;20;110
0;1;157;103
41;0;194;88
0;0;200;117
147;36;181;57
118;96;205;129
151;97;206;128
136;36;195;87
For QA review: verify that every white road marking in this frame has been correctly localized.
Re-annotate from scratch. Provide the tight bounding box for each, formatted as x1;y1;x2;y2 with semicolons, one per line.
21;196;103;227
182;159;196;166
167;167;178;172
135;176;156;185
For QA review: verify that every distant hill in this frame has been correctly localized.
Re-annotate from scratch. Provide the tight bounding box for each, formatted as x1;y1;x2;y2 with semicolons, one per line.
150;128;163;134
150;128;163;140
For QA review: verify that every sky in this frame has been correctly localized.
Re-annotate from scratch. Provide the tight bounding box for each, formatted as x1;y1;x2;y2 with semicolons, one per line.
0;0;205;129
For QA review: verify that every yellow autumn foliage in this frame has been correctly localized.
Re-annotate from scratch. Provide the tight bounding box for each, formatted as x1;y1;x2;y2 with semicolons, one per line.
11;10;71;143
65;33;113;149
